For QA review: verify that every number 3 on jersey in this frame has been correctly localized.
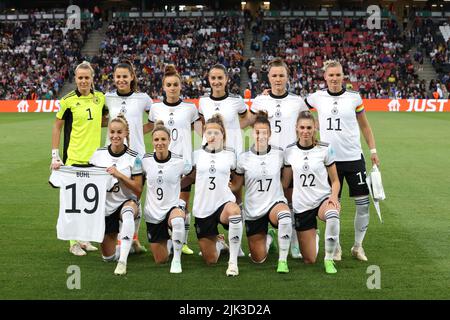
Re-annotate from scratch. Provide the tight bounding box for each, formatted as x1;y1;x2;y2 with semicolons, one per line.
208;177;216;190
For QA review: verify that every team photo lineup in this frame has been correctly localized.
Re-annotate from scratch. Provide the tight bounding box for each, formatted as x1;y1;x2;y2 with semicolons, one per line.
2;0;450;301
50;49;379;278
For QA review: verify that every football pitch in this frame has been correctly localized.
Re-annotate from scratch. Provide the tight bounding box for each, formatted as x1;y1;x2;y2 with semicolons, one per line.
1;112;449;300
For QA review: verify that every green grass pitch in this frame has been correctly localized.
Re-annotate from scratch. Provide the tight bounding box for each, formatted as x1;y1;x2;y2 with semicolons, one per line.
1;112;449;299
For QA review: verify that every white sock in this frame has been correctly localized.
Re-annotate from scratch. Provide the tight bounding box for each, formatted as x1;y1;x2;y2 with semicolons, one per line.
167;239;173;254
134;214;141;237
102;254;117;262
228;215;243;265
277;211;292;261
216;240;225;258
184;212;190;245
119;206;135;264
354;196;370;247
265;234;273;253
316;229;320;256
290;211;299;248
324;210;340;260
171;217;185;263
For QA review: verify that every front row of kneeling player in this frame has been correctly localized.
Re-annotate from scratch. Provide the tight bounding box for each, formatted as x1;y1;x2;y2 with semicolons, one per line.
87;110;341;276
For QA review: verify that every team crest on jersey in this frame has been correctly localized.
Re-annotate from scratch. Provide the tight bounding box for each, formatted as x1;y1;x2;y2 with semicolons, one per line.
331;104;339;115
275;105;282;118
157;176;164;184
209;165;216;174
303;163;310;171
168;113;175;126
93;96;100;104
261;161;267;176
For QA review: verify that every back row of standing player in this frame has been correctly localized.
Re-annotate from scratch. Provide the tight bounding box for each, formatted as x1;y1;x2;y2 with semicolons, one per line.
50;57;380;276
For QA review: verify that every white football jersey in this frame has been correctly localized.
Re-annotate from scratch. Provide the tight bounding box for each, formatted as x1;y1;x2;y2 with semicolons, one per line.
284;142;336;213
105;91;153;156
149;99;199;166
192;146;236;218
141;152;191;224
49;166;116;242
236;145;287;220
198;94;247;155
251;92;308;150
89;146;143;215
305;89;364;161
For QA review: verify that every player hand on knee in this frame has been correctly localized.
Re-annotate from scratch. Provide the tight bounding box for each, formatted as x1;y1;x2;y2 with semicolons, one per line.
327;195;340;210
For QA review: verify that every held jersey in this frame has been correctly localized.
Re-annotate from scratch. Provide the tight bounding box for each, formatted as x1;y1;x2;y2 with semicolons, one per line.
49;166;116;242
149;99;199;166
141;152;191;224
251;92;308;150
198;94;247;155
89;145;143;215
57;90;107;165
305;88;364;161
192;146;236;218
284;142;336;213
236;145;287;220
105;91;153;156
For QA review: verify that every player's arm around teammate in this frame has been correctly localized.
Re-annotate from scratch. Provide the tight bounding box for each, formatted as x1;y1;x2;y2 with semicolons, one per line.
89;115;143;275
231;111;292;273
282;111;341;274
51;61;106;256
181;114;243;276
141;121;189;273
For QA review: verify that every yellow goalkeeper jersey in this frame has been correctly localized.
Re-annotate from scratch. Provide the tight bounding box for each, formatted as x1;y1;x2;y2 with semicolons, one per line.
56;89;107;165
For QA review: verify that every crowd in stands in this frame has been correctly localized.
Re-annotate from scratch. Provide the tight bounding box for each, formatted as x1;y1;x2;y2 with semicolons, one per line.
0;20;90;99
91;17;244;99
2;14;450;100
410;17;450;98
249;17;431;99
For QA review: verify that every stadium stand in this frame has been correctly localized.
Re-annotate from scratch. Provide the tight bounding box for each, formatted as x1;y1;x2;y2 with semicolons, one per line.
1;5;449;100
255;17;426;99
0;20;90;99
91;17;244;98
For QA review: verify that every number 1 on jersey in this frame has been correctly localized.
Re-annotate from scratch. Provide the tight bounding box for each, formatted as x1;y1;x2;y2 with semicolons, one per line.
86;108;93;120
